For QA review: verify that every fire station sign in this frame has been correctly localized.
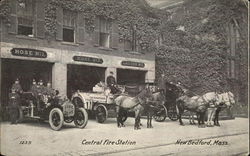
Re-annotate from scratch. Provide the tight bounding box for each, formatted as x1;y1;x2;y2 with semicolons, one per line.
11;48;47;58
121;61;145;68
73;56;103;64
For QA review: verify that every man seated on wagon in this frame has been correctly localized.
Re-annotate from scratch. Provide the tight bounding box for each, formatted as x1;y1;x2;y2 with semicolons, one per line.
44;82;56;98
106;71;120;94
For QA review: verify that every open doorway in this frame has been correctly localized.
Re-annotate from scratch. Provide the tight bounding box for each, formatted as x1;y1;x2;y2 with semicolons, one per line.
117;69;146;85
67;64;106;97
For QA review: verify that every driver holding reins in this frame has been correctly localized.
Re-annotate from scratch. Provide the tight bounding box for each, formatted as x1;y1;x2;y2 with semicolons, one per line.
106;71;119;94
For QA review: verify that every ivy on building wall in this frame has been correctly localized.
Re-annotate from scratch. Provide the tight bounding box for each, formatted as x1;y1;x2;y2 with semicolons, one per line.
44;0;162;51
0;0;10;25
0;0;163;51
156;0;248;95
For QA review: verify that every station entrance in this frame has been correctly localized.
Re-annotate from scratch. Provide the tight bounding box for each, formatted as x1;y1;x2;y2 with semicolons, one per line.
67;64;106;98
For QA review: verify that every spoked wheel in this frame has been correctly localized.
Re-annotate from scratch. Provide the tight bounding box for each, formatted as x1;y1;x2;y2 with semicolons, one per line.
72;97;84;108
74;108;88;128
153;104;167;122
95;104;108;123
168;106;178;121
49;108;64;131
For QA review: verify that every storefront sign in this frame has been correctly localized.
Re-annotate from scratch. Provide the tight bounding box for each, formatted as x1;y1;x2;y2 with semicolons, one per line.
11;48;47;58
121;61;145;68
73;56;103;64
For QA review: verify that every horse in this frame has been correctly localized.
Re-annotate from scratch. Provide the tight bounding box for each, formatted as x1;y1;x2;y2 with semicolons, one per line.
206;92;235;127
176;92;219;128
114;87;152;130
145;90;165;128
188;111;196;125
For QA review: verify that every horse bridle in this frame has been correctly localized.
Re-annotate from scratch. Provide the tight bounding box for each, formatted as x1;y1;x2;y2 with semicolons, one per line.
220;92;233;106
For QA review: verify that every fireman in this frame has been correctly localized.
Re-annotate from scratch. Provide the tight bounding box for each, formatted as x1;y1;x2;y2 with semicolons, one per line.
11;78;23;94
30;79;39;98
106;71;119;94
9;88;20;124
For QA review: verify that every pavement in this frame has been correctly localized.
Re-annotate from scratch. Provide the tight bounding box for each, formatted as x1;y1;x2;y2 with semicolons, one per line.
0;117;249;156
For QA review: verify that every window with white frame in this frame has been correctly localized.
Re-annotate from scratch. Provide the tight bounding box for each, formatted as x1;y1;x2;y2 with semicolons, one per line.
17;0;34;37
63;9;76;42
99;18;111;48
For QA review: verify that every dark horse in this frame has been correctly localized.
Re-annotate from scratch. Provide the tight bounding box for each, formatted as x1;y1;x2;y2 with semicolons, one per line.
114;87;152;130
145;90;166;128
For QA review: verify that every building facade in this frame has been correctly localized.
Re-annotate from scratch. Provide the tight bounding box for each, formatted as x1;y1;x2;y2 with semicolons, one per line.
0;0;156;113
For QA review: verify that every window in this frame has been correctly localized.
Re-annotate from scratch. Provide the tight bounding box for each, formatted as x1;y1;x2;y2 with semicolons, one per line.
227;21;240;79
63;10;76;42
122;25;138;51
17;0;34;37
99;18;111;47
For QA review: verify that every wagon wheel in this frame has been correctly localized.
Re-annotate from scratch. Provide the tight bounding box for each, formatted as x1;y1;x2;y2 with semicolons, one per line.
167;105;178;121
95;104;108;123
74;108;88;128
153;104;167;122
49;108;64;131
72;97;84;108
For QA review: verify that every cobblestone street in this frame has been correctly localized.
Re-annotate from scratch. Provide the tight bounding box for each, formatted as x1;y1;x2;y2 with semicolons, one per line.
1;117;248;156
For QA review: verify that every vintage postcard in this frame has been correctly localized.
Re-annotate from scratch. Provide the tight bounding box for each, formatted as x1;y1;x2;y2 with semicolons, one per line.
0;0;249;155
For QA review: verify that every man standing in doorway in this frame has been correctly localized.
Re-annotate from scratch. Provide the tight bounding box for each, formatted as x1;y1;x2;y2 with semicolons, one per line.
30;79;38;98
37;80;45;111
11;78;23;95
106;71;119;94
9;88;20;124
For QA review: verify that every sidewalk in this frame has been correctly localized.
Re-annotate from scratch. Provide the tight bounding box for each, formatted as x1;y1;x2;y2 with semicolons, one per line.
1;117;249;156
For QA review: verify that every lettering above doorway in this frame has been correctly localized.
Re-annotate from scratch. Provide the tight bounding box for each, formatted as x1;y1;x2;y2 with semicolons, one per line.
11;48;47;58
73;56;103;64
121;61;145;68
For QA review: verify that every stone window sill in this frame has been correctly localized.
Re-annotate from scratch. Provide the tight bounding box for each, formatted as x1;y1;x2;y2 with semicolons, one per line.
61;41;79;46
16;35;37;41
99;47;113;51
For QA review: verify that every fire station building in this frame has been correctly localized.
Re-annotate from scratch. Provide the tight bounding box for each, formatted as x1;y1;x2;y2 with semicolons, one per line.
0;0;155;108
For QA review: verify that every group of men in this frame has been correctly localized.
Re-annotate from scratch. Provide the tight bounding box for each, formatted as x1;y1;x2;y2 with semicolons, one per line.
9;78;56;124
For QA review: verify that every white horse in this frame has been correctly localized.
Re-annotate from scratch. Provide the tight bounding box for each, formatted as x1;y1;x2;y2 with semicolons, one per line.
207;91;235;126
176;92;219;127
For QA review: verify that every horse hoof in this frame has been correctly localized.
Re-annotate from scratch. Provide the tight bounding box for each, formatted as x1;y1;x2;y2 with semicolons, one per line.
122;125;125;127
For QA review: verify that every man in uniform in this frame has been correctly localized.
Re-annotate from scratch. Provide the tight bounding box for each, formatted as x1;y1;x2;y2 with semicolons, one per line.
30;79;39;98
9;88;20;124
45;82;56;98
36;80;46;111
106;71;119;94
11;78;23;94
